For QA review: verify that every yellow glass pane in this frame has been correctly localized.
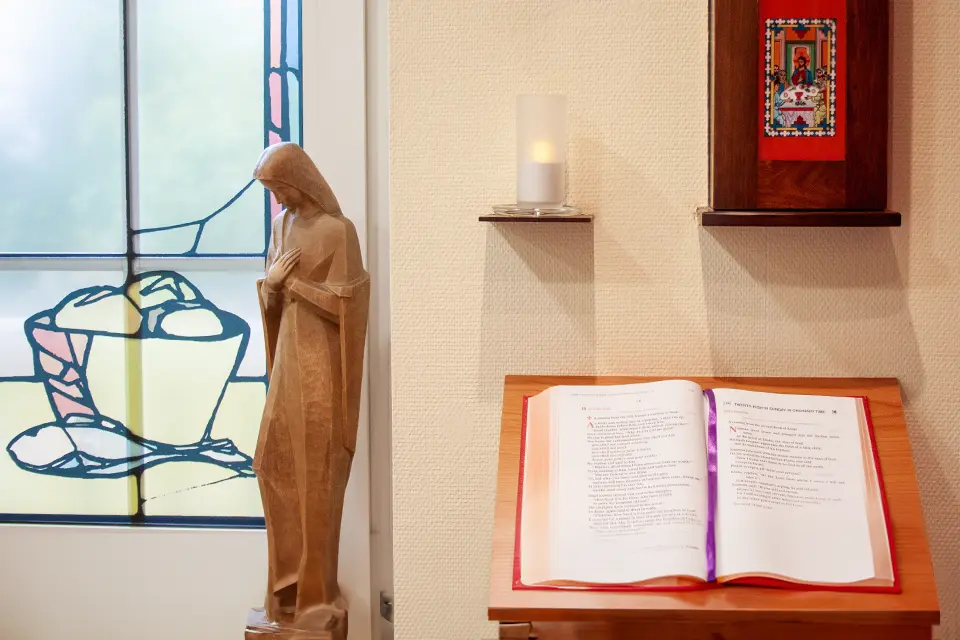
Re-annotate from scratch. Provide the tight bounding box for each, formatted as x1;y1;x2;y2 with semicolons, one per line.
128;271;265;518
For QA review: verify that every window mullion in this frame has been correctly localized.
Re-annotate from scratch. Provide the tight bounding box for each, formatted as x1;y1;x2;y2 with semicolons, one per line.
123;0;139;266
121;0;146;522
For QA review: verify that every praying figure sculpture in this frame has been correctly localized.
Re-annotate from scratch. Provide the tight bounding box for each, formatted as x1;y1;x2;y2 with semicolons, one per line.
245;142;369;640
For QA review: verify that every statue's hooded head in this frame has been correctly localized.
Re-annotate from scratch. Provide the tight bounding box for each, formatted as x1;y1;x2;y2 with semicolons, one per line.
253;142;341;215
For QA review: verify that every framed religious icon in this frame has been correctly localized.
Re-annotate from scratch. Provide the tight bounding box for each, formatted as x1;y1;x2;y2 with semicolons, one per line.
706;0;899;226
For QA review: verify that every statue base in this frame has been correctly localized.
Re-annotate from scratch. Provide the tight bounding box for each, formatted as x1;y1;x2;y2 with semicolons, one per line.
244;608;347;640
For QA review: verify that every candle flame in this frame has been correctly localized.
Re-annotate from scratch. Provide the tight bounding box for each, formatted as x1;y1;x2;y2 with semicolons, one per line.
530;140;556;163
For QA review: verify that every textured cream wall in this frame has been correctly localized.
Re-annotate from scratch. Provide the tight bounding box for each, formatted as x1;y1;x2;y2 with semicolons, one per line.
390;1;958;638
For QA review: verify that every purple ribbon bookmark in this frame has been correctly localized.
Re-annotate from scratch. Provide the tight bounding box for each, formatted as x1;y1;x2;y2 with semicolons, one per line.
705;389;718;583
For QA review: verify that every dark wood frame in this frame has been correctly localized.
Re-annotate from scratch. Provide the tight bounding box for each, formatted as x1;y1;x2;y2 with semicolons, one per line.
709;0;898;226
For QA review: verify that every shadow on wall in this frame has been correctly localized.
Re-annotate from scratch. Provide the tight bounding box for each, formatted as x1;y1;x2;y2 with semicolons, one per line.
699;226;923;391
479;223;596;406
888;2;958;637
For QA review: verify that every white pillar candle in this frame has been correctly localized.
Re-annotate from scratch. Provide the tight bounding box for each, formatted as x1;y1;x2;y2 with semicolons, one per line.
518;160;564;207
516;95;566;209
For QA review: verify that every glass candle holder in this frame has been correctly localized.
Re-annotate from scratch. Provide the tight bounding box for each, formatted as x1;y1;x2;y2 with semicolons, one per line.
516;94;566;209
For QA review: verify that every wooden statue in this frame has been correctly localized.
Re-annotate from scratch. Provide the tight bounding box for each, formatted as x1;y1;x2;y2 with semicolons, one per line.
245;142;369;640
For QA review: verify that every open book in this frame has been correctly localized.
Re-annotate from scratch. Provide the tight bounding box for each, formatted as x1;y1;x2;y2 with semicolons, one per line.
516;380;898;593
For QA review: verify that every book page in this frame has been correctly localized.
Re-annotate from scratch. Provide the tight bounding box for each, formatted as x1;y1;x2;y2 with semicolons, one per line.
550;380;708;584
712;389;875;584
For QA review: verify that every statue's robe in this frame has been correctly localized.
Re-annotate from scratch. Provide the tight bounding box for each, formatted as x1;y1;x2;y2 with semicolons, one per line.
252;143;369;625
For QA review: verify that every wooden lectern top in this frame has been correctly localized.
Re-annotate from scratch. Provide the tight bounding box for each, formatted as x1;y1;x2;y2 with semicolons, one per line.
489;376;940;626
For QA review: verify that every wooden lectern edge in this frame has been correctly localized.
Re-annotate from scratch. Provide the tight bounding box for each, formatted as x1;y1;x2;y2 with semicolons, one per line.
489;375;940;627
487;604;938;626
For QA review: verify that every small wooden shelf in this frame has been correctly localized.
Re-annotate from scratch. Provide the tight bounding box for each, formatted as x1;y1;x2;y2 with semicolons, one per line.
480;213;593;223
699;208;901;227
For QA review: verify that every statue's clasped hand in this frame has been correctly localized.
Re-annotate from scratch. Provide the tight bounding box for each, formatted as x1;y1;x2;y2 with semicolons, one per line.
264;248;301;293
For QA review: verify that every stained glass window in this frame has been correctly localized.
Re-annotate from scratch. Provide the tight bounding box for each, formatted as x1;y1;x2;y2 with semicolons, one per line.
0;0;302;527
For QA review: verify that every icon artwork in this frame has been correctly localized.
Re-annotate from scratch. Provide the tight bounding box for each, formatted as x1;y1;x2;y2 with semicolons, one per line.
763;18;837;138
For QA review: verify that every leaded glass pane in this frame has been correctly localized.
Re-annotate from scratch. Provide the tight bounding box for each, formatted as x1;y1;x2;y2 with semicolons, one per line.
130;269;264;518
0;1;126;255
0;267;136;516
135;0;267;256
